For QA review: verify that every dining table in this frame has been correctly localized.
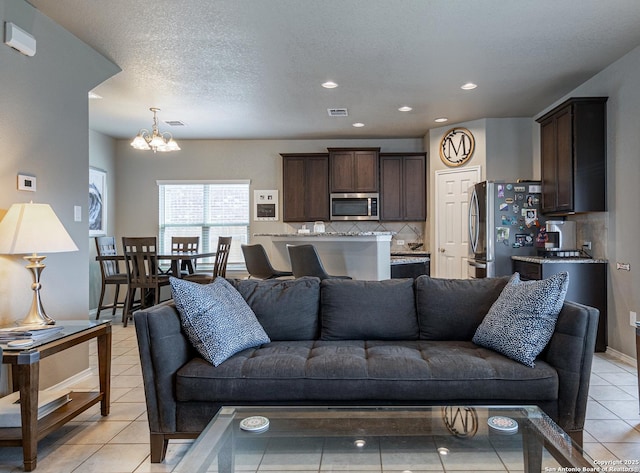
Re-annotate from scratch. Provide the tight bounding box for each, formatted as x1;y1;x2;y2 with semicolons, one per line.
95;251;217;278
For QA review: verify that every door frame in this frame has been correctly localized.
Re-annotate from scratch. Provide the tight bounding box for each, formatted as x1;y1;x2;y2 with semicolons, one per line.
433;165;481;278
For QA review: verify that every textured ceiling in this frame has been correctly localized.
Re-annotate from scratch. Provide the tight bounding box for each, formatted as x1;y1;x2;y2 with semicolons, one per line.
28;0;640;140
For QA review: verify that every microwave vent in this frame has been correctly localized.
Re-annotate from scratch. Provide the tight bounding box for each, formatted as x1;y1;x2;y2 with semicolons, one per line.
327;108;348;117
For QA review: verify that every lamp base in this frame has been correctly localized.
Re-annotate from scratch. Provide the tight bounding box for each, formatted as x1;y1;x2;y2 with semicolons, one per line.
20;254;56;326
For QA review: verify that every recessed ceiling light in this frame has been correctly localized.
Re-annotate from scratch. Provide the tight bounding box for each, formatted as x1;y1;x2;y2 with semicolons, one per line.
437;447;450;456
322;81;338;89
435;117;448;123
461;82;478;90
88;91;102;99
352;122;365;127
398;106;412;112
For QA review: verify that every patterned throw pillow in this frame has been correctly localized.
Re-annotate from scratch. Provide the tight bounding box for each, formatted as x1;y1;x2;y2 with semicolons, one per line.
170;276;270;366
472;271;569;367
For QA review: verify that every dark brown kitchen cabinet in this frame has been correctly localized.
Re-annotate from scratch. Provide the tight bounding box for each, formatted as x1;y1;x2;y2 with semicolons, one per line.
281;153;329;222
512;258;607;352
380;153;426;221
328;148;379;193
536;97;607;215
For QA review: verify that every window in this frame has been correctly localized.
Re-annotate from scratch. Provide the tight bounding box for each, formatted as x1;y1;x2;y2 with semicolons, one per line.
158;180;250;266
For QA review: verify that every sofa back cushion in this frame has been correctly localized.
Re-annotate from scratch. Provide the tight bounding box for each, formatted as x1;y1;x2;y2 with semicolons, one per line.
415;275;510;340
320;278;419;340
230;276;320;340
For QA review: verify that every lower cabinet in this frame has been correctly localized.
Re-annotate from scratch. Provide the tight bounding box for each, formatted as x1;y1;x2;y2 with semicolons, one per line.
513;259;607;352
391;260;430;279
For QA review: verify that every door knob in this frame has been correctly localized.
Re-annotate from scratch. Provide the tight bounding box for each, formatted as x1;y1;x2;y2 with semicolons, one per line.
439;248;446;253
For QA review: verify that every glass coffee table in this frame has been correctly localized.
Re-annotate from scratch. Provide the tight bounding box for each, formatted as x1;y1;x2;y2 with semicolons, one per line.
174;405;595;473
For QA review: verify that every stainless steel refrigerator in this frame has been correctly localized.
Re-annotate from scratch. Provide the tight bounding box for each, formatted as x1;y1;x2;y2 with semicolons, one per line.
468;181;545;278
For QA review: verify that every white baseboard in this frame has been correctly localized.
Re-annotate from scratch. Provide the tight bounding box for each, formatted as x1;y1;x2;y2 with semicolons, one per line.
605;347;637;368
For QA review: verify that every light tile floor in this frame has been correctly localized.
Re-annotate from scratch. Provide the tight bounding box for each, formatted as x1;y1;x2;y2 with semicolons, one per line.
0;317;638;472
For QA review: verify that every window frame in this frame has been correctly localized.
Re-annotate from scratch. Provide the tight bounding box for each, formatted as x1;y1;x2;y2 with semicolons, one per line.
157;179;250;268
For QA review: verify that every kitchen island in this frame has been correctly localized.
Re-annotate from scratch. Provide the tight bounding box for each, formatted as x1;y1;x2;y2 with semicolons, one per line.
254;232;393;280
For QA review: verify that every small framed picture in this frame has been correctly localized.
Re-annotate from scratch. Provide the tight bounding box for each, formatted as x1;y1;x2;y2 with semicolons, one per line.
89;167;107;236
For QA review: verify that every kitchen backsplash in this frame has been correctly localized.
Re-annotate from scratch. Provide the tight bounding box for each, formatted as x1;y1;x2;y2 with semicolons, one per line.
286;221;427;252
568;212;608;259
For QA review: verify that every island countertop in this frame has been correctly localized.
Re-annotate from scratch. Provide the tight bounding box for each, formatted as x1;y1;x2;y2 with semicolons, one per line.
254;231;394;237
512;255;608;264
255;232;393;280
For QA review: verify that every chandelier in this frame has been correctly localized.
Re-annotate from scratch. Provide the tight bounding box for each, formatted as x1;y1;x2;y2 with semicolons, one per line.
130;107;180;153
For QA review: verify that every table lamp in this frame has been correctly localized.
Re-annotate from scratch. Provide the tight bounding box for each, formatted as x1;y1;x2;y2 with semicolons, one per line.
0;202;79;325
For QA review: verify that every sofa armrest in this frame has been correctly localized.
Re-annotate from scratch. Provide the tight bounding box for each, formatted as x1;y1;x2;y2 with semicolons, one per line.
135;301;194;434
543;300;599;437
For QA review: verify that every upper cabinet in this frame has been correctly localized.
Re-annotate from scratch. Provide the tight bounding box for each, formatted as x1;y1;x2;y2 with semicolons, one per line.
328;148;380;193
281;153;330;222
536;97;607;215
380;153;426;221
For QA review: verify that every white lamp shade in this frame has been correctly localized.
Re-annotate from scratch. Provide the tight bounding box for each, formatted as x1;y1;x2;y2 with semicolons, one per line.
0;202;79;254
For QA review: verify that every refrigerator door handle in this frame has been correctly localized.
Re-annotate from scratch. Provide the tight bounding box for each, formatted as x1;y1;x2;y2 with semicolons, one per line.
468;260;486;268
469;187;479;254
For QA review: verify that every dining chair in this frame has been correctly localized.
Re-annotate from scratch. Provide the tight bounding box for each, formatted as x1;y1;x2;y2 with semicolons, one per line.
94;236;128;319
121;237;171;326
286;244;352;280
241;243;293;279
171;236;200;275
185;236;233;283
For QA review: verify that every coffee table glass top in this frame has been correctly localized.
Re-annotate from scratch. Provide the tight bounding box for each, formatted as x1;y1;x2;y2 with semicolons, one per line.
175;405;595;473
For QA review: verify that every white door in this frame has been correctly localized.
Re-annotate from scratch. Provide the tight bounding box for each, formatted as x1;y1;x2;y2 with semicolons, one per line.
435;166;481;278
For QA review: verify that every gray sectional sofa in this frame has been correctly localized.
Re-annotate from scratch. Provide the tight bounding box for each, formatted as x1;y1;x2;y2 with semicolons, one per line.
134;275;598;463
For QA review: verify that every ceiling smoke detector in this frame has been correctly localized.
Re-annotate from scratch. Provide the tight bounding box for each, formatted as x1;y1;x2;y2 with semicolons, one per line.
327;108;348;117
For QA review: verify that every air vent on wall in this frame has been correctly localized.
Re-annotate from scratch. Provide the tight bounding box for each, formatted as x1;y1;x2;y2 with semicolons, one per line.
327;108;348;117
164;120;185;127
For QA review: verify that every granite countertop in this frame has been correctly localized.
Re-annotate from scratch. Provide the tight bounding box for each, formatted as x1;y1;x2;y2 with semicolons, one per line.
391;252;430;265
391;251;430;257
391;255;430;265
254;231;395;237
512;255;608;264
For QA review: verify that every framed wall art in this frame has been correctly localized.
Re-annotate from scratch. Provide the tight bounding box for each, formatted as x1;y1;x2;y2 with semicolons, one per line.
89;167;107;236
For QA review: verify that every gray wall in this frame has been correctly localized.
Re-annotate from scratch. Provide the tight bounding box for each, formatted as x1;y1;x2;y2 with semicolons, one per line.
535;44;640;359
88;130;118;310
113;138;422;239
0;0;119;386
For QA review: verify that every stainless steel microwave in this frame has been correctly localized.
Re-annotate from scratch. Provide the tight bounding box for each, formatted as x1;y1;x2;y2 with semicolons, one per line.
330;193;379;221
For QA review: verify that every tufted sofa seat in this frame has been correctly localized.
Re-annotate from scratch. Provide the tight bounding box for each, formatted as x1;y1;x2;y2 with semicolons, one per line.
135;275;598;463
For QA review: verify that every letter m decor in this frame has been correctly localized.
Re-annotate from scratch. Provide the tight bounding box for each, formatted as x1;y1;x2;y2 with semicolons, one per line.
439;127;475;167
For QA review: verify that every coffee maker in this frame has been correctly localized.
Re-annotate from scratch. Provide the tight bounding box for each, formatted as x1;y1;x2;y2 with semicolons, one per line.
544;220;579;257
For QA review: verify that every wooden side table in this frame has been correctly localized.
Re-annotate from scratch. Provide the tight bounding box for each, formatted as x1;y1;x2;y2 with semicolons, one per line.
0;320;112;471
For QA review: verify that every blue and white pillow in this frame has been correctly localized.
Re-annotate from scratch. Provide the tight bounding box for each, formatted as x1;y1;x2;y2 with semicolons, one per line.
472;271;569;367
170;276;270;366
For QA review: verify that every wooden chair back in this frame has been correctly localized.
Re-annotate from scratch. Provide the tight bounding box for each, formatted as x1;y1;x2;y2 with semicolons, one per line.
95;236;121;277
171;236;200;274
171;236;199;253
122;237;163;289
212;236;232;278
